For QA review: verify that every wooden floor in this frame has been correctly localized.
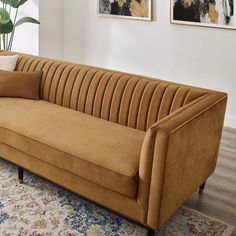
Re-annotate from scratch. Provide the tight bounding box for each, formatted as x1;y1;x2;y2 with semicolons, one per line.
184;127;236;234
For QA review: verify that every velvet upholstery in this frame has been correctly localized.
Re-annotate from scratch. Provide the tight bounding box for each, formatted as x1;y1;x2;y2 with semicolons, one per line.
0;98;145;197
0;142;145;224
0;71;42;100
0;51;227;230
138;93;227;228
0;51;209;131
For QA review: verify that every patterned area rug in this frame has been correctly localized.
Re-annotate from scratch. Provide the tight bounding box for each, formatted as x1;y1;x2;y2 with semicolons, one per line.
0;159;234;236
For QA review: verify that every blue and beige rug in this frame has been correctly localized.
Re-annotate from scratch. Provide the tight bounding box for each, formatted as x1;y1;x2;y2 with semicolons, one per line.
0;159;234;235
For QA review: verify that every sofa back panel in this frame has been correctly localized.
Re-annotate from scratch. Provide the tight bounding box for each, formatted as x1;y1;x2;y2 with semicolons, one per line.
107;74;128;122
49;64;74;104
61;67;80;108
157;85;180;121
92;72;116;118
169;87;190;114
79;69;101;113
118;77;141;127
100;73;121;121
127;79;149;129
55;65;75;106
146;83;168;129
14;54;210;131
137;81;161;131
16;56;30;71
40;61;62;100
84;70;107;115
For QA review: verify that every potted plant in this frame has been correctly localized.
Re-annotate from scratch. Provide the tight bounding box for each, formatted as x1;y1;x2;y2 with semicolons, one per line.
0;0;39;50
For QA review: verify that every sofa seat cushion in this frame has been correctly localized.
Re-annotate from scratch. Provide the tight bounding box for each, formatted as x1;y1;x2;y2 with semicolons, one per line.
0;98;145;197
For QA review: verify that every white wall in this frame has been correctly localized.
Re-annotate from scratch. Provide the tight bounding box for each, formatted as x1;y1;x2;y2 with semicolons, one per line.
38;0;64;60
63;0;236;128
12;0;38;55
11;0;64;58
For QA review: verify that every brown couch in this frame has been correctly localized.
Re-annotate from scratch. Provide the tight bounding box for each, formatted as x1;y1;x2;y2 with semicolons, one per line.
0;51;227;235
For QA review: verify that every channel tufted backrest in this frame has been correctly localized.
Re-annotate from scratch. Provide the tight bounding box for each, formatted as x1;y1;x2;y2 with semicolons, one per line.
11;53;211;131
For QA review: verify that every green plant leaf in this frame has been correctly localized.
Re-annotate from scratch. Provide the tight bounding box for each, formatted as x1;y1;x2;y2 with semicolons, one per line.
0;0;19;8
0;0;28;8
0;7;11;21
15;17;40;27
0;19;14;34
16;0;28;8
0;0;11;4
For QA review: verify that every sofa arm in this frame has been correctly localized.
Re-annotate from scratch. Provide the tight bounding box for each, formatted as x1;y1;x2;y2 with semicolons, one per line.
137;92;227;229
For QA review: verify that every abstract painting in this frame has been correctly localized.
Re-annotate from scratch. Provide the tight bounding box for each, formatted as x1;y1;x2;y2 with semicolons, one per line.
171;0;236;29
97;0;152;21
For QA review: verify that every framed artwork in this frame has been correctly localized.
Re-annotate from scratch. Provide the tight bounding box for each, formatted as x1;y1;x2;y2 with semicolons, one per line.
97;0;152;21
171;0;236;30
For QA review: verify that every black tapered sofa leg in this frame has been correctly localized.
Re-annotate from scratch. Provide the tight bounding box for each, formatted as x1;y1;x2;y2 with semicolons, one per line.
18;167;24;184
147;228;156;236
199;181;206;194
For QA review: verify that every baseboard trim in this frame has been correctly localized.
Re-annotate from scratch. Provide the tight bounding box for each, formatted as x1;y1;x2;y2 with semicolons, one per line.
224;115;236;129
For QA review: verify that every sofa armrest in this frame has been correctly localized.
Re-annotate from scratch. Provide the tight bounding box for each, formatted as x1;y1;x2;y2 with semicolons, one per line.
137;92;227;229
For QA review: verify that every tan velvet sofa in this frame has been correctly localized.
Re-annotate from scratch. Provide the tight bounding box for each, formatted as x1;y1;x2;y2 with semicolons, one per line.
0;51;227;235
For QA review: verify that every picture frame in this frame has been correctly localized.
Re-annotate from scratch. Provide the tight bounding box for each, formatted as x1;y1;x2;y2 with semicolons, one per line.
97;0;152;21
170;0;236;30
